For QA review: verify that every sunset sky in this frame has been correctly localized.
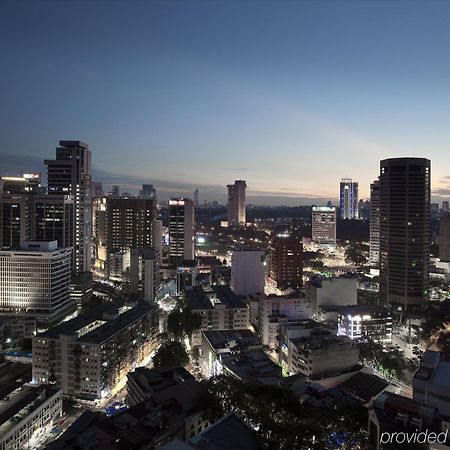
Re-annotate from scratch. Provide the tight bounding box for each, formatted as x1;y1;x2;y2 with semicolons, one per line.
2;1;450;205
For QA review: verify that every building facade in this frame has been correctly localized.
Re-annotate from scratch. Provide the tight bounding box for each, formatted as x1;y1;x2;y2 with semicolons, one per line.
369;179;380;267
339;178;359;219
311;206;336;247
45;140;92;274
437;214;450;262
32;304;159;401
0;241;73;322
337;305;392;343
379;158;431;311
230;248;266;296
269;234;303;288
169;198;195;266
227;180;246;226
129;248;161;303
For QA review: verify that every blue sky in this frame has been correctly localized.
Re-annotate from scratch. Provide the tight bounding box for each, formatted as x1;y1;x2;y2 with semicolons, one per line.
1;0;450;205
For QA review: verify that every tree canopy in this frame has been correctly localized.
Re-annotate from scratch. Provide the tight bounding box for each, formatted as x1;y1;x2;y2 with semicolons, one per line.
152;340;189;369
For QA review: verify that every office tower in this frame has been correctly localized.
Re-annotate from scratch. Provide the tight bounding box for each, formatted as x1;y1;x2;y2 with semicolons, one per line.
269;234;303;288
0;241;73;322
0;193;30;249
32;304;159;400
151;219;162;265
437;215;450;262
369;179;380;267
91;181;103;198
45;140;92;274
104;197;157;276
311;206;336;247
130;248;161;303
443;201;449;213
230;248;266;296
32;194;74;248
169;198;195;266
379;157;430;311
339;178;359;219
139;184;156;199
227;180;246;226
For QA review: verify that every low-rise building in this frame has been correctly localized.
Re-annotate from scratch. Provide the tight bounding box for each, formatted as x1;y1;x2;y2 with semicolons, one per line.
200;329;280;382
32;304;159;402
337;305;392;343
126;366;195;407
368;392;450;450
307;275;357;316
0;384;62;450
185;285;250;345
258;294;310;348
413;350;450;418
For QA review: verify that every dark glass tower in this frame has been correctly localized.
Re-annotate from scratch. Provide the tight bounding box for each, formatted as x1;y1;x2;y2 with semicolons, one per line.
379;158;430;311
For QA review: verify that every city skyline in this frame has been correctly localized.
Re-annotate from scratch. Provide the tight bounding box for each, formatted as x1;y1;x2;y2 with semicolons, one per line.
2;2;450;205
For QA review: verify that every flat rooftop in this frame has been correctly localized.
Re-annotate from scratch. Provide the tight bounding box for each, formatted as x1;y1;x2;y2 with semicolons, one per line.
185;285;246;310
37;304;157;344
203;329;258;350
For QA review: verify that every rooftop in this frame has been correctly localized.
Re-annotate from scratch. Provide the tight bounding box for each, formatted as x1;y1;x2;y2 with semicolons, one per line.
37;304;157;344
185;285;247;310
202;329;258;351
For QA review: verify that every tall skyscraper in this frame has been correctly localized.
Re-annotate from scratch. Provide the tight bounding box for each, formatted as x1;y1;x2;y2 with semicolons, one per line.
312;206;337;247
45;141;92;274
227;180;246;226
111;185;120;198
103;197;157;276
442;201;449;213
379;157;430;311
269;234;303;288
339;178;359;219
169;198;195;266
369;179;380;267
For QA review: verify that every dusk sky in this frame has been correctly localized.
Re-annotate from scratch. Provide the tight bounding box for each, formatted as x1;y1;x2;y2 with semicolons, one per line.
1;1;450;205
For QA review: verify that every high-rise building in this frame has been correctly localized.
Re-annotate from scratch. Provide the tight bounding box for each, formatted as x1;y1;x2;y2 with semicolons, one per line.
230;248;266;296
0;192;30;249
339;178;359;219
369;179;380;267
379;157;430;311
442;201;449;213
129;248;161;303
169;198;195;266
269;234;303;288
103;197;157;276
45;140;92;274
227;180;246;226
437;215;450;262
311;206;336;247
0;241;73;322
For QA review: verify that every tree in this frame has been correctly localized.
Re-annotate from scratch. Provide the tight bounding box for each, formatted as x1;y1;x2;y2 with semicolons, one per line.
197;375;368;450
152;340;189;368
167;306;202;340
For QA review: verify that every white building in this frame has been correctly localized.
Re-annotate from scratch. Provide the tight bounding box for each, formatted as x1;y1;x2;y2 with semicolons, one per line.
0;241;73;323
311;206;336;247
231;248;266;296
307;275;357;316
258;294;310;348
